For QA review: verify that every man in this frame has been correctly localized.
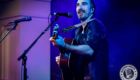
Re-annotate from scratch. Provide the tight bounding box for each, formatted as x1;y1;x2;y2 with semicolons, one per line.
50;0;109;80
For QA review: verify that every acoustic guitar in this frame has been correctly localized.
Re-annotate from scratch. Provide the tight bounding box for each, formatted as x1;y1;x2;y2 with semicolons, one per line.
53;24;73;69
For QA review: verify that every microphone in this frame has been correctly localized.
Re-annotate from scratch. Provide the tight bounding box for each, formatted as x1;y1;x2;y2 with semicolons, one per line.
9;16;32;23
51;12;73;18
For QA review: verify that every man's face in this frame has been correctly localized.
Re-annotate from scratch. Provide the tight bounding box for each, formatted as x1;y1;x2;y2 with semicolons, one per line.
76;0;92;21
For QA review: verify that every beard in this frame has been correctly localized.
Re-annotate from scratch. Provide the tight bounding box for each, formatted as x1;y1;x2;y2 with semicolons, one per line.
77;9;89;21
78;13;89;21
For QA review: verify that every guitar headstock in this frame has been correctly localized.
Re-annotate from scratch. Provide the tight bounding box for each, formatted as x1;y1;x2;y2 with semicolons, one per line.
53;24;59;39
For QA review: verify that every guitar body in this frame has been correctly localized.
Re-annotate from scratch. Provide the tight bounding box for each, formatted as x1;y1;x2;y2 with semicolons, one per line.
59;38;75;80
59;53;70;68
59;38;73;69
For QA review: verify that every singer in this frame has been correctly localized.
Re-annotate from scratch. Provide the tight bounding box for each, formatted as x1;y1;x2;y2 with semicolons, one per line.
50;0;109;80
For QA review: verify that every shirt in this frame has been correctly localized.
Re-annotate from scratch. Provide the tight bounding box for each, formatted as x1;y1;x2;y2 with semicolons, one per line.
69;18;109;80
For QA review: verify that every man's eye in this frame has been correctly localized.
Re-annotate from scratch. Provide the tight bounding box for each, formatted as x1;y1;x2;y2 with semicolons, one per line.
82;2;87;5
76;3;79;7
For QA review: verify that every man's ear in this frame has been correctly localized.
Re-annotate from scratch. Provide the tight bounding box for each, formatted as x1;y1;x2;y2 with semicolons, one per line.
91;8;94;14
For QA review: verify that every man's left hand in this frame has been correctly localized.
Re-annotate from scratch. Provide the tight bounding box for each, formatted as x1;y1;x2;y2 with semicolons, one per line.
49;36;65;49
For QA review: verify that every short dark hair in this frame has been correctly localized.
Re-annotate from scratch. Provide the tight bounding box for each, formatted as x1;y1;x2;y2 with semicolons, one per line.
90;0;95;8
90;0;95;15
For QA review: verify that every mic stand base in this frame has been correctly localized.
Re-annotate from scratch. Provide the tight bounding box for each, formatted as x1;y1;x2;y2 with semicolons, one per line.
22;55;27;80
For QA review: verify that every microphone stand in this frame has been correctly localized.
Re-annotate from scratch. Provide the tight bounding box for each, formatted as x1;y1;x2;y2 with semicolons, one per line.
17;16;59;80
0;23;17;43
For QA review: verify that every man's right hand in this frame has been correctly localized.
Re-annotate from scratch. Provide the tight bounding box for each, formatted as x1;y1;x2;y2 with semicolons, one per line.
55;56;60;65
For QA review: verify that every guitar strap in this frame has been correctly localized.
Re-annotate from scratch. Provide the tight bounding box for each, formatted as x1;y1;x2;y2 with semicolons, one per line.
61;14;95;33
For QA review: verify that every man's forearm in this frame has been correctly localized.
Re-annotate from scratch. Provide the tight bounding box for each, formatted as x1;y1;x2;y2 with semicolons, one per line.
64;43;94;56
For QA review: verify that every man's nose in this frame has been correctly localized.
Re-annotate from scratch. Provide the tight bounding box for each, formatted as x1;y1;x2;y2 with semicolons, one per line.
77;4;83;10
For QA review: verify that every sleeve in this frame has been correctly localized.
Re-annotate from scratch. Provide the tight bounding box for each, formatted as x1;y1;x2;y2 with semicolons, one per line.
85;20;106;54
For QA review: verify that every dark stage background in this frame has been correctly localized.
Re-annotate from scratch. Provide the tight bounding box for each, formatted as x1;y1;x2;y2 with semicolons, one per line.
51;0;140;80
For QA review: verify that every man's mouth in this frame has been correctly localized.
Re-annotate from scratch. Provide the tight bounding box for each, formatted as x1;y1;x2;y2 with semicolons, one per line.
78;11;84;15
78;10;85;15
